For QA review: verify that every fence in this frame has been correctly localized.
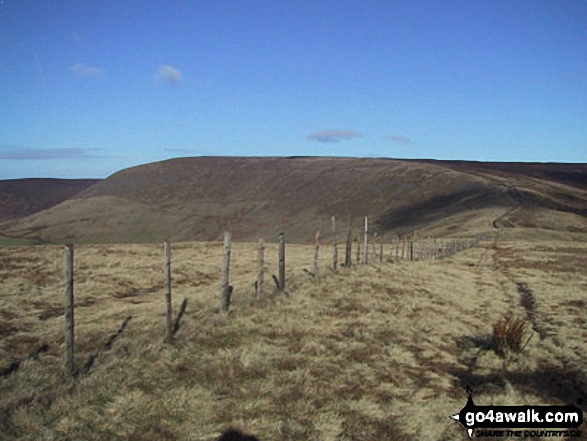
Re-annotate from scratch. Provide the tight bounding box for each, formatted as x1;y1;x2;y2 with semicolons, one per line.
4;215;483;377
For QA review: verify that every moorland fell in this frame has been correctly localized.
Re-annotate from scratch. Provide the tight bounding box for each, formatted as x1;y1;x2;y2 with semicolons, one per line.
0;157;586;440
1;157;586;244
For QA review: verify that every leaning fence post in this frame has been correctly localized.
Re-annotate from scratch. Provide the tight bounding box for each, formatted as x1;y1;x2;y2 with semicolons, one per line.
257;238;265;299
164;239;173;343
314;231;320;277
331;216;338;271
363;217;369;264
278;233;285;290
64;244;75;376
219;232;232;314
345;214;352;268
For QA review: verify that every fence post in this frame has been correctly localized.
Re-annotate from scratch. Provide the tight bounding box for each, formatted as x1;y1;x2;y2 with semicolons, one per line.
164;239;173;343
379;234;384;264
356;234;360;266
257;238;265;299
220;232;232;314
314;231;320;277
394;235;399;260
372;232;377;262
331;216;338;271
345;214;352;268
278;233;285;290
64;244;75;377
363;216;369;264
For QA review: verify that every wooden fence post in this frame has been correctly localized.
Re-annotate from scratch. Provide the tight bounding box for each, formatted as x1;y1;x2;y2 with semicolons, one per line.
372;232;377;262
257;238;265;299
379;234;384;264
220;232;232;314
331;216;338;271
278;233;285;290
356;234;360;266
64;244;75;376
394;235;399;260
314;231;320;277
345;214;352;268
164;239;173;343
363;217;369;264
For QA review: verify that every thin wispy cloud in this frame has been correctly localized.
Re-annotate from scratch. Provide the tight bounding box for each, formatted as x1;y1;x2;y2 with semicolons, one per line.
306;129;363;143
156;65;182;87
0;146;97;160
385;135;413;145
71;63;105;78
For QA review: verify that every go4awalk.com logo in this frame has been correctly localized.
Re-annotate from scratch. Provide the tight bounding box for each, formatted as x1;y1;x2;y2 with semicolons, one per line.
450;387;583;438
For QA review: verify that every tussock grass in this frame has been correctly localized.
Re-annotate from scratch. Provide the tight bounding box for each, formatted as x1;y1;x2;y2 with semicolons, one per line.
491;316;532;358
1;236;586;439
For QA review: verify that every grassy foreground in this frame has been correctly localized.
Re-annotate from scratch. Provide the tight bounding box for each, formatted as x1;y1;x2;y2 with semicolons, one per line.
0;233;586;440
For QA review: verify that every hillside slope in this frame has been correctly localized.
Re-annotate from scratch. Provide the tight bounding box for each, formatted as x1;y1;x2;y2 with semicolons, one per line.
0;179;100;224
3;157;586;243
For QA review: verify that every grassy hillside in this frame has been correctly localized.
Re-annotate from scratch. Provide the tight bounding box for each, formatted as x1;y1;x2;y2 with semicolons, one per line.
4;157;586;244
0;178;100;225
0;229;585;440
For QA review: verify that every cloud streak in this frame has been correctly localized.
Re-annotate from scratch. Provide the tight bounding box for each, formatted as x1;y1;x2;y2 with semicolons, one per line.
0;146;97;160
156;65;182;87
306;129;363;143
71;63;105;78
386;135;413;145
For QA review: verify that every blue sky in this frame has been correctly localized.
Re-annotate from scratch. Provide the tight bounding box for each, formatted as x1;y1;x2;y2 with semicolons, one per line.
1;0;586;179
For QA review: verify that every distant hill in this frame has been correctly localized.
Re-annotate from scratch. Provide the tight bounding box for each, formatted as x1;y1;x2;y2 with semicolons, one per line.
0;178;100;224
2;157;586;244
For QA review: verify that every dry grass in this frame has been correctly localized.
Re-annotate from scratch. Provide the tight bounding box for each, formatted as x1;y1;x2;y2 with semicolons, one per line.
491;316;532;358
0;234;586;440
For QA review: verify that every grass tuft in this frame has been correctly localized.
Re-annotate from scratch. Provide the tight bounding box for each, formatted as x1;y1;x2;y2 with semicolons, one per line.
491;315;532;358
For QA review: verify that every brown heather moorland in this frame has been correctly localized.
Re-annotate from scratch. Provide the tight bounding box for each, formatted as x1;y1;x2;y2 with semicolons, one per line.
2;157;586;244
0;157;586;440
0;179;99;225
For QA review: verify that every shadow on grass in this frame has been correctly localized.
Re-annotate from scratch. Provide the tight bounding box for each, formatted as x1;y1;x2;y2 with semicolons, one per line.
218;428;259;441
449;363;587;411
